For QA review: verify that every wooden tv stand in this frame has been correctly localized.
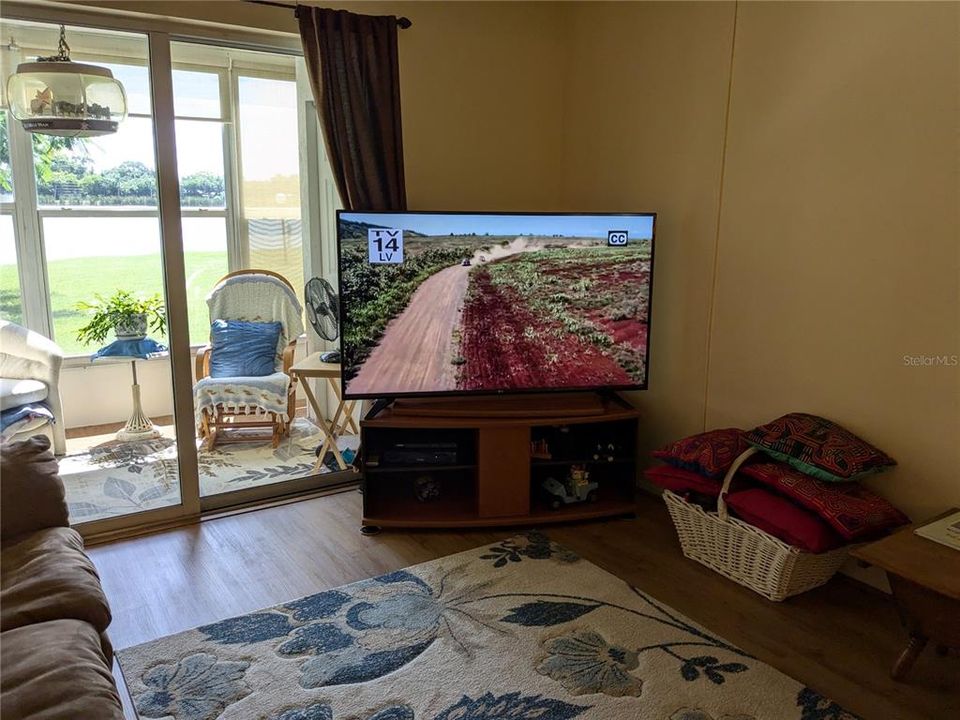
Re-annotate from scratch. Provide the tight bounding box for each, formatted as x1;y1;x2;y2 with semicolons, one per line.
359;394;640;532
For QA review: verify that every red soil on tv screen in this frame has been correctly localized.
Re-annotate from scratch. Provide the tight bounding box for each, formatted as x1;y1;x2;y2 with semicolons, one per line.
338;214;654;397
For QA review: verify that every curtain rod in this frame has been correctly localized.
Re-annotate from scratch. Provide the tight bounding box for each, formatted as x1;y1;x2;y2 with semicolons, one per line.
246;1;412;28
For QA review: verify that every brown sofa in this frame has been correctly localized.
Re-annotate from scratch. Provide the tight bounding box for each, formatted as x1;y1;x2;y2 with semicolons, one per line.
0;436;124;720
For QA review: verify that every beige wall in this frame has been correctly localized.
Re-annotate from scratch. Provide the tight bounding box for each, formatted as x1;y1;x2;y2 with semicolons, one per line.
705;2;960;521
386;1;565;211
559;1;736;462
559;1;960;521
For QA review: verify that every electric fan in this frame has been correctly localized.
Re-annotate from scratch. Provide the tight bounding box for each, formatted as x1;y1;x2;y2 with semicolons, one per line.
304;277;341;363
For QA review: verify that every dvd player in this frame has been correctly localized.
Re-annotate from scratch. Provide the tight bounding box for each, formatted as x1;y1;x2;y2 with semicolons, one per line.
383;442;459;466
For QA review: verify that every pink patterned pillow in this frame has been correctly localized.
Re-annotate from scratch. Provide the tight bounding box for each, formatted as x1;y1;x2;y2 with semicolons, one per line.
739;461;908;541
652;428;750;479
745;413;895;482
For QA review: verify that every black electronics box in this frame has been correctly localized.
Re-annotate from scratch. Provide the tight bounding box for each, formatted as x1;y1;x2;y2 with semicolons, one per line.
383;442;459;466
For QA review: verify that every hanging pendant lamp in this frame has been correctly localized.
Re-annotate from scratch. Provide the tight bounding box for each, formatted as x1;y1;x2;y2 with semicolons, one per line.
5;24;127;138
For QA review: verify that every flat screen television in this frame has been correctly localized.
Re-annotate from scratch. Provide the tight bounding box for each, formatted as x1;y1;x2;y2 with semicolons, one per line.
337;211;656;399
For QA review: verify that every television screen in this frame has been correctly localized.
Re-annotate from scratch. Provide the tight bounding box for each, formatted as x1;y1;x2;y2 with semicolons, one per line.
337;211;656;399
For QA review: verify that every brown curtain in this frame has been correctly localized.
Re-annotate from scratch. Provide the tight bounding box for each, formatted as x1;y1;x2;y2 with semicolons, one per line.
298;6;407;211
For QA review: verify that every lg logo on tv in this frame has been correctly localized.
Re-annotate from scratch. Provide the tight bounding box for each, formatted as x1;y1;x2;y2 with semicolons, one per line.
607;230;628;246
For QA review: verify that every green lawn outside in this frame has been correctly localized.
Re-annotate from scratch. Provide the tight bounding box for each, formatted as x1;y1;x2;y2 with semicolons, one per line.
0;251;229;355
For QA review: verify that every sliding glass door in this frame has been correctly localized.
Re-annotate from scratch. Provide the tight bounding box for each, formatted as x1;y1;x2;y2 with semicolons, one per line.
0;6;357;534
0;19;186;525
167;40;358;508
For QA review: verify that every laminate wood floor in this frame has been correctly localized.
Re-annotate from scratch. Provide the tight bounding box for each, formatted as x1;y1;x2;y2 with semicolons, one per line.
89;490;959;720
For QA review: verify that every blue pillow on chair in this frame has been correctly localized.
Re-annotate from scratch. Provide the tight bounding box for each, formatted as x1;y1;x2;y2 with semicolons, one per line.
209;319;282;378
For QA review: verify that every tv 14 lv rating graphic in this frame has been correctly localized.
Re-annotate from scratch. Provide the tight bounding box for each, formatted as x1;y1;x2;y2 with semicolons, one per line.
607;230;628;246
368;228;404;263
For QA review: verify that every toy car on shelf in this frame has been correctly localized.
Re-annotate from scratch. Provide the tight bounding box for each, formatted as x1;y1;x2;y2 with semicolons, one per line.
541;464;598;510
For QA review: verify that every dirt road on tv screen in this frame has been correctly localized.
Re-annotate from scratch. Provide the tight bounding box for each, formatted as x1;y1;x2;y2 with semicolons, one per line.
347;263;470;395
344;239;651;395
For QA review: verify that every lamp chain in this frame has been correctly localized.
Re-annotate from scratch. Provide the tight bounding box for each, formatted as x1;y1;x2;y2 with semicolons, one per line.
37;25;71;63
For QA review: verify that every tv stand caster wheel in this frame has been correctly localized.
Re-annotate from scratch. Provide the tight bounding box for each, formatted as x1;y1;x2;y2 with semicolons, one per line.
360;525;381;536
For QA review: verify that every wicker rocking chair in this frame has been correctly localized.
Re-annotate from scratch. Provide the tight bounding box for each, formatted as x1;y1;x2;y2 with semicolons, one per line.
194;269;304;449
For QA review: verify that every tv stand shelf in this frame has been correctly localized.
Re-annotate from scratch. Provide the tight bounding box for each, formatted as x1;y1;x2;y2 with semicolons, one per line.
359;394;640;531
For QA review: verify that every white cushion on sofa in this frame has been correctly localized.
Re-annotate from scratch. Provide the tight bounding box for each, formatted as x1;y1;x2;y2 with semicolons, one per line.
0;378;48;410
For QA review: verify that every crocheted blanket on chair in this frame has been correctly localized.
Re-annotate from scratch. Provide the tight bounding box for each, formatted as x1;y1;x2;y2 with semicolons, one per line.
194;372;290;424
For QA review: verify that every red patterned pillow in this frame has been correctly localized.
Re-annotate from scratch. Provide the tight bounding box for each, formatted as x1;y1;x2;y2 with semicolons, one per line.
645;465;722;497
739;461;908;541
745;413;895;482
725;488;844;553
652;428;750;479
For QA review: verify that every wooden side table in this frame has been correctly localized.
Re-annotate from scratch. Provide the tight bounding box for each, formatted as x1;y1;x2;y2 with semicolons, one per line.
288;353;359;471
851;509;960;680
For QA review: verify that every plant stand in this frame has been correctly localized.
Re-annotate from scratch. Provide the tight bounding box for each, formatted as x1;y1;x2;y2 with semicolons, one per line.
91;352;166;442
117;359;161;442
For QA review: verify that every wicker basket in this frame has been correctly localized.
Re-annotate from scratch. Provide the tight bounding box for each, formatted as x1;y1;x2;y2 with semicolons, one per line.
662;447;849;601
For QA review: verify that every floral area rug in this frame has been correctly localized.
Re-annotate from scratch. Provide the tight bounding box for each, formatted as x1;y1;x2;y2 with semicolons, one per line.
60;419;358;522
116;532;858;720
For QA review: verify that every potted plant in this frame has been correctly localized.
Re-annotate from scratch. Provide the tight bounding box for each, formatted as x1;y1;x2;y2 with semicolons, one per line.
75;290;167;346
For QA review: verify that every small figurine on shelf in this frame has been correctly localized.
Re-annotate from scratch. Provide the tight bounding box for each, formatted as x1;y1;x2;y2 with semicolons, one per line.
531;438;552;460
541;464;599;510
566;464;591;494
414;475;441;503
592;442;621;463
